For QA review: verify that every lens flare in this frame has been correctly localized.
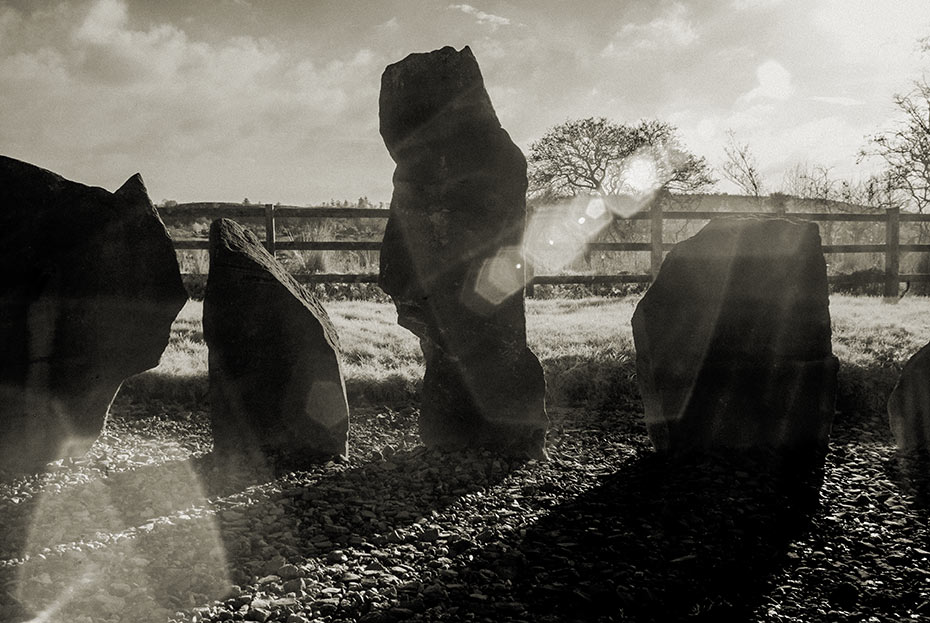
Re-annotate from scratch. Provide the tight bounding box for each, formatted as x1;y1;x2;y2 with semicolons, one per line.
524;194;614;275
472;144;681;306
467;246;527;313
13;455;230;622
604;193;649;218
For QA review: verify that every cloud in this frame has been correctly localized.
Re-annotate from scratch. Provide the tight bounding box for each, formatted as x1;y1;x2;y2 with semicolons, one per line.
756;115;871;179
731;0;784;10
739;59;794;102
448;4;511;28
0;6;19;37
810;96;863;107
0;0;367;126
813;0;930;68
68;0;194;86
603;3;697;55
74;0;127;43
668;105;874;195
0;0;386;202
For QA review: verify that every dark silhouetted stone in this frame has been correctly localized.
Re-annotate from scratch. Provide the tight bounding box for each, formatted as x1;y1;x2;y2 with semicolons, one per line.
888;342;930;452
378;46;547;457
0;155;187;474
204;218;348;461
632;218;838;453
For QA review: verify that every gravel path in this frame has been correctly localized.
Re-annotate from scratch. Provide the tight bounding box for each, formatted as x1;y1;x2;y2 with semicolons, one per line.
1;399;928;623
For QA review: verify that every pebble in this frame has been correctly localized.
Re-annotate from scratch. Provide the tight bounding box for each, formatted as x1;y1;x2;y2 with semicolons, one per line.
243;607;271;622
4;404;927;623
418;528;441;543
282;578;305;594
277;564;303;580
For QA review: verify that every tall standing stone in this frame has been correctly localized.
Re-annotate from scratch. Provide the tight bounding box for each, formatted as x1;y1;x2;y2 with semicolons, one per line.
888;342;930;452
632;218;838;453
0;155;187;474
204;218;349;461
378;46;548;456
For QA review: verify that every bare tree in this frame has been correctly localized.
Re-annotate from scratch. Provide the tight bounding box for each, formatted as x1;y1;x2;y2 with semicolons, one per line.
860;78;930;290
860;78;930;213
782;163;838;208
528;117;716;200
837;171;906;212
720;130;765;198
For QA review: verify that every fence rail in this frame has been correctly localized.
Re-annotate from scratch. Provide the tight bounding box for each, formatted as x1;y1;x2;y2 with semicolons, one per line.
161;202;930;298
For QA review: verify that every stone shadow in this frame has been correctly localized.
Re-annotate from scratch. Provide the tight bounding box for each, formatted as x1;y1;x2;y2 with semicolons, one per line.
884;450;930;511
199;445;525;585
0;441;521;622
832;396;930;521
453;447;825;622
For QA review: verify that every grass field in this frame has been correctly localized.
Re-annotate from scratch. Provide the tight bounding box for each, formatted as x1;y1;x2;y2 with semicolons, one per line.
125;295;930;423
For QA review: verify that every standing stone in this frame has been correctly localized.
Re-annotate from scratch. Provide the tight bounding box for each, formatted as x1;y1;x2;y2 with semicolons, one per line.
204;218;349;461
378;46;547;456
632;218;838;453
888;342;930;452
0;155;187;474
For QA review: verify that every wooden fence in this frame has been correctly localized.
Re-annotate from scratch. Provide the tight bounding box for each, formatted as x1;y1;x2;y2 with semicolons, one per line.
160;202;930;299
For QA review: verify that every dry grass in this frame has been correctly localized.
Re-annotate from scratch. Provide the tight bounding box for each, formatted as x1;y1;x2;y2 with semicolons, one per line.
830;295;930;366
830;295;930;415
124;295;930;416
526;297;639;409
329;300;422;404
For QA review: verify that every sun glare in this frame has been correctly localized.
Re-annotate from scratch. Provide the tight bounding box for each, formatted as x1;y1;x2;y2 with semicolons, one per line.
585;196;607;219
622;152;661;196
14;456;230;622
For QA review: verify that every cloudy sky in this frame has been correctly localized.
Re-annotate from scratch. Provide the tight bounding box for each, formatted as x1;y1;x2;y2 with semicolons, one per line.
1;0;928;205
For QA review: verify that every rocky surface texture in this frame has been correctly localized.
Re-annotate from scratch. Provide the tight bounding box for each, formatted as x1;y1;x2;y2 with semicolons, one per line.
204;218;349;462
0;399;927;623
888;342;930;452
0;155;187;474
378;46;547;456
632;217;839;453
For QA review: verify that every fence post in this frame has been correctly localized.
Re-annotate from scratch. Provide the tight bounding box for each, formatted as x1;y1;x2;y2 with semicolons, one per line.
264;203;276;256
770;192;787;217
524;204;535;298
884;207;900;303
650;195;664;280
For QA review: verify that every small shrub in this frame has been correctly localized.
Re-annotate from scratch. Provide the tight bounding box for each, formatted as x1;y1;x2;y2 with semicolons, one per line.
529;282;648;299
182;275;206;300
306;282;391;302
831;268;884;296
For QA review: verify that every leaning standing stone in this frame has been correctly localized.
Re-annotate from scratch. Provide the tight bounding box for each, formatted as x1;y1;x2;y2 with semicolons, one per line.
204;218;349;461
888;342;930;452
632;218;838;453
0;155;187;474
378;46;548;457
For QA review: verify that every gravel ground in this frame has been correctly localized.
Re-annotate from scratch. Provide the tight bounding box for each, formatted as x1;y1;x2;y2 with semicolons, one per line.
1;398;929;623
